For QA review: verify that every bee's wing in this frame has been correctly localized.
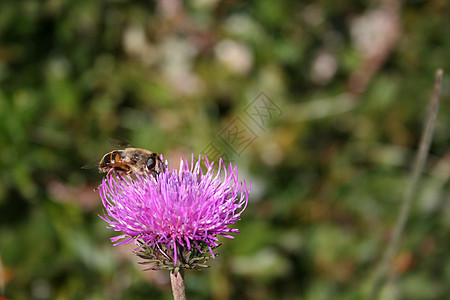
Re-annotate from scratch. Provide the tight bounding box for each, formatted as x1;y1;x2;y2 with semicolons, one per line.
109;137;134;149
81;161;99;170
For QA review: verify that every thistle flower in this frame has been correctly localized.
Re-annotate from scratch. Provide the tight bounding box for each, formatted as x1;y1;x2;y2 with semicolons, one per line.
98;155;250;271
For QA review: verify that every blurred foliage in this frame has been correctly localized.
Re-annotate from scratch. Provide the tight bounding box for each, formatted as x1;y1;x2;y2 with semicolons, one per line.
0;0;449;299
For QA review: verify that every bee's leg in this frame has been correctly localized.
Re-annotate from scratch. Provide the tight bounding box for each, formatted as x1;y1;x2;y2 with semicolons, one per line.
106;169;114;177
113;167;131;181
106;168;121;178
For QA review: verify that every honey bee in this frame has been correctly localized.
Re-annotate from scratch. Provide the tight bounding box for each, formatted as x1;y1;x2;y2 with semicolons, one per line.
94;138;165;177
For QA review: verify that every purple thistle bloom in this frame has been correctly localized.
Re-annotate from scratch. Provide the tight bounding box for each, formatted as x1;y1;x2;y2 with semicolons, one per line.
98;155;250;268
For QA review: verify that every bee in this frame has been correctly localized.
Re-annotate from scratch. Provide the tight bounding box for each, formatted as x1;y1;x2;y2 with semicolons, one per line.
94;138;165;177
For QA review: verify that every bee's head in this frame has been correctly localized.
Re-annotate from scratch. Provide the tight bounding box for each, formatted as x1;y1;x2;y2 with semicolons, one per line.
146;153;164;175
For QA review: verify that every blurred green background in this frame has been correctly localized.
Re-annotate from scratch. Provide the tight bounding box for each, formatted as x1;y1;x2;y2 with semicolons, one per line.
1;0;449;299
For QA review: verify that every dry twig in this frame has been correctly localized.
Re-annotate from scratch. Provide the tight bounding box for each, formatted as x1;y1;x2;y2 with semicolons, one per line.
368;69;444;300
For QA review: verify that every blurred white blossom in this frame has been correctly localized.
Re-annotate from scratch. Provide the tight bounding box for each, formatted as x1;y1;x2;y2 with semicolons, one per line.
215;39;253;75
310;50;338;85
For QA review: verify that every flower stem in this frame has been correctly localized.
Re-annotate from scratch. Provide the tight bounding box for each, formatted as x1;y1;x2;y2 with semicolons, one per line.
170;270;186;300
